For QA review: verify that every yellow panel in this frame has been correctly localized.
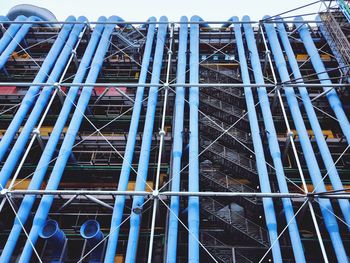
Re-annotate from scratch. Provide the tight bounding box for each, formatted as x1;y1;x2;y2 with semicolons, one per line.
296;54;308;61
127;181;153;192
114;255;123;263
306;184;333;192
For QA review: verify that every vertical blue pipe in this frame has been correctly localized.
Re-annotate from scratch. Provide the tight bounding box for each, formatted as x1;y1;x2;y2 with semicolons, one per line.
80;220;104;263
263;17;348;263
230;17;283;263
18;16;121;263
104;17;157;263
0;16;75;163
0;16;87;190
0;15;26;54
0;16;41;69
275;17;350;229
124;16;168;263
230;17;306;263
188;15;201;263
295;16;350;145
166;16;188;263
0;17;106;262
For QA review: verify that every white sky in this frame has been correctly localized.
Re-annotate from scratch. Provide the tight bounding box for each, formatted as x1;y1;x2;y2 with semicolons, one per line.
1;0;325;22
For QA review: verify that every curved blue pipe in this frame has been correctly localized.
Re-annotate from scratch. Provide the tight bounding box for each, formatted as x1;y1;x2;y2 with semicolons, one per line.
0;16;87;190
233;16;283;262
275;16;350;229
17;16;122;263
39;219;66;262
0;16;41;69
124;16;168;263
166;16;188;263
0;15;26;54
0;17;106;262
103;17;157;263
80;220;104;263
237;16;305;263
263;16;348;262
0;16;75;164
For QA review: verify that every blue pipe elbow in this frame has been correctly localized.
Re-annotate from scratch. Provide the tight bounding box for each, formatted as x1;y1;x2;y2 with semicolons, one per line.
81;220;104;263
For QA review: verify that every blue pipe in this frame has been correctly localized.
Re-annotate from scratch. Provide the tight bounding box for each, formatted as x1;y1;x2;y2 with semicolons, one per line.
295;17;350;150
39;219;66;262
188;15;201;263
0;16;41;69
0;16;87;190
0;16;75;164
166;16;188;263
80;220;104;263
263;16;349;262
104;17;157;263
275;16;350;229
231;16;306;263
18;16;121;263
229;16;282;262
124;16;168;263
0;15;26;55
0;17;106;262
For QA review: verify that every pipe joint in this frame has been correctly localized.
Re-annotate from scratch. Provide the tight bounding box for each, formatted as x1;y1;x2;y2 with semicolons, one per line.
159;130;166;136
53;82;60;90
152;190;159;199
163;82;169;90
32;128;40;136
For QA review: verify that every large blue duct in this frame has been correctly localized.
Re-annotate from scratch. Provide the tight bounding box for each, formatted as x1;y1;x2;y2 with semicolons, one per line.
80;220;104;263
0;16;75;164
0;15;26;55
0;16;41;69
275;17;350;228
0;16;87;190
166;16;188;263
231;16;283;262
263;16;349;263
39;219;67;262
295;17;350;151
104;17;157;263
188;15;201;263
124;16;168;263
0;17;106;262
230;17;306;263
17;16;122;263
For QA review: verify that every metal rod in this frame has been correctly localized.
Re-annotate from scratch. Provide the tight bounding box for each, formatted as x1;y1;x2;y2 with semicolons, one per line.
259;23;329;262
147;22;174;263
1;82;350;88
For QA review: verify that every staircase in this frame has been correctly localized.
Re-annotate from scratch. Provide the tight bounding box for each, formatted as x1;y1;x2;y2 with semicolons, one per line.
319;8;350;78
201;197;270;247
200;136;258;182
200;165;261;211
201;232;254;263
200;93;249;130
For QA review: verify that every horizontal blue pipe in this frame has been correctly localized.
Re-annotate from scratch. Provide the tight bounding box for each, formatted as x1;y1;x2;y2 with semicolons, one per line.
18;16;121;263
124;16;168;263
0;15;26;54
104;17;157;263
264;16;348;263
166;15;188;263
0;17;106;262
0;16;75;164
240;16;283;262
238;16;305;263
275;16;350;229
0;16;87;190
